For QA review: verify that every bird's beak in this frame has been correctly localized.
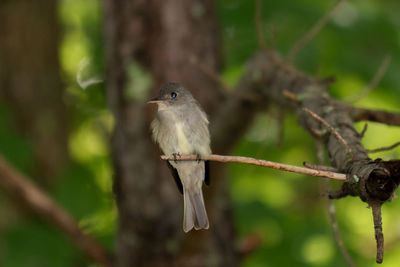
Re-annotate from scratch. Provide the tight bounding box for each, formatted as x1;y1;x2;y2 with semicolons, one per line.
147;97;167;104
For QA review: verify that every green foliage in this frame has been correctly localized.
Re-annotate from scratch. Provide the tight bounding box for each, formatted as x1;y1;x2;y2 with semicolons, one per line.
52;163;103;219
2;221;85;267
124;62;154;102
0;107;34;174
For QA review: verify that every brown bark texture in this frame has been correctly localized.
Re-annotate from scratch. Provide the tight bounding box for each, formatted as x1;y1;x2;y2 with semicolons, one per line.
0;0;68;185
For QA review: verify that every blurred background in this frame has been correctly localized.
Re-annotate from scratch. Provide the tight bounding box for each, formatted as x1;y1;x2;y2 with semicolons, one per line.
0;0;399;266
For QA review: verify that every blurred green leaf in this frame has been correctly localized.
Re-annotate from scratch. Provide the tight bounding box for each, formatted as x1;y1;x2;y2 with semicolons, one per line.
1;221;84;267
52;163;103;219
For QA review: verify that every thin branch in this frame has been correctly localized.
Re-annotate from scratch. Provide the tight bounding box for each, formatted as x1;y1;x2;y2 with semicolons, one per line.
161;154;347;181
282;90;298;102
328;201;356;267
303;162;338;172
367;142;400;153
359;123;368;138
311;128;327;137
303;107;354;159
328;188;350;199
287;0;344;62
0;156;112;266
254;0;267;50
347;54;392;103
348;106;400;126
371;202;384;263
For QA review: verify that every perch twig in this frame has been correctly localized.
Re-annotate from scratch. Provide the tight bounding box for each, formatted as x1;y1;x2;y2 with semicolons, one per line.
161;154;346;181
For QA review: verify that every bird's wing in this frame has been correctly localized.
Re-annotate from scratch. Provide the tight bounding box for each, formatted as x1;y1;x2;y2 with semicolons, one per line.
204;161;210;186
166;161;183;194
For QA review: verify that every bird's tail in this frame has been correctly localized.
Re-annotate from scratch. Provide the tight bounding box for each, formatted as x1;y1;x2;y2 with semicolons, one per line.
183;188;209;232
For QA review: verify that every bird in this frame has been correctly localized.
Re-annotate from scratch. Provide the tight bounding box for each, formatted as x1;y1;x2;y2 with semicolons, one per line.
148;82;211;232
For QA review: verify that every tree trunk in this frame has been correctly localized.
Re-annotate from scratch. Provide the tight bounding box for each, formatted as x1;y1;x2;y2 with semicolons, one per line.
0;0;68;185
105;0;238;266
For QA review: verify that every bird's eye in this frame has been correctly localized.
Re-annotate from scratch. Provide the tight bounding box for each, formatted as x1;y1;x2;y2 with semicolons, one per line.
171;92;177;98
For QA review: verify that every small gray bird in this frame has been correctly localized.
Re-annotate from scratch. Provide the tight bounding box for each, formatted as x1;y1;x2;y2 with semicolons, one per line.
148;82;211;232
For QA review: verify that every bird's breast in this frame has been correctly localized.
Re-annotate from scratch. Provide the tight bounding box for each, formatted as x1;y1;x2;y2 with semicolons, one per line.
175;122;192;154
155;107;210;156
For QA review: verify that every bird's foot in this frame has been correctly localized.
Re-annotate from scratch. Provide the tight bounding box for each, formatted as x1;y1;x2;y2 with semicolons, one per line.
172;153;181;164
196;154;202;163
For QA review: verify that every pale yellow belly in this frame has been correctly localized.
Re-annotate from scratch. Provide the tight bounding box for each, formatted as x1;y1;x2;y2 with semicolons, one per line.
175;122;192;154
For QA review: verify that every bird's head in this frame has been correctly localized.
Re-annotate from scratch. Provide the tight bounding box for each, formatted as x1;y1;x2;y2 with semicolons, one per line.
148;82;194;109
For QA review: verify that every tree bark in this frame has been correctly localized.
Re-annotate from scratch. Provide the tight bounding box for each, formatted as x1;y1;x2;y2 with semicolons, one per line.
0;0;68;185
105;1;237;266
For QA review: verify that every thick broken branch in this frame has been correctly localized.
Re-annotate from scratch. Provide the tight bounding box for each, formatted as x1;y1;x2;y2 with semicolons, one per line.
0;156;112;266
212;50;400;200
211;50;400;263
161;154;346;181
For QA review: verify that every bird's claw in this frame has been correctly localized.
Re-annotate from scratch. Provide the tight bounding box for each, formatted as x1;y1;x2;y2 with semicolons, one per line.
172;153;181;164
196;154;201;164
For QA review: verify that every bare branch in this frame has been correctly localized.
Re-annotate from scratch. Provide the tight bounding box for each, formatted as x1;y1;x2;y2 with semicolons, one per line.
303;107;354;159
347;54;391;103
367;142;400;153
371;202;384;263
359;123;368;138
347;106;400;126
161;154;347;181
0;156;112;266
287;0;344;62
328;201;356;267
